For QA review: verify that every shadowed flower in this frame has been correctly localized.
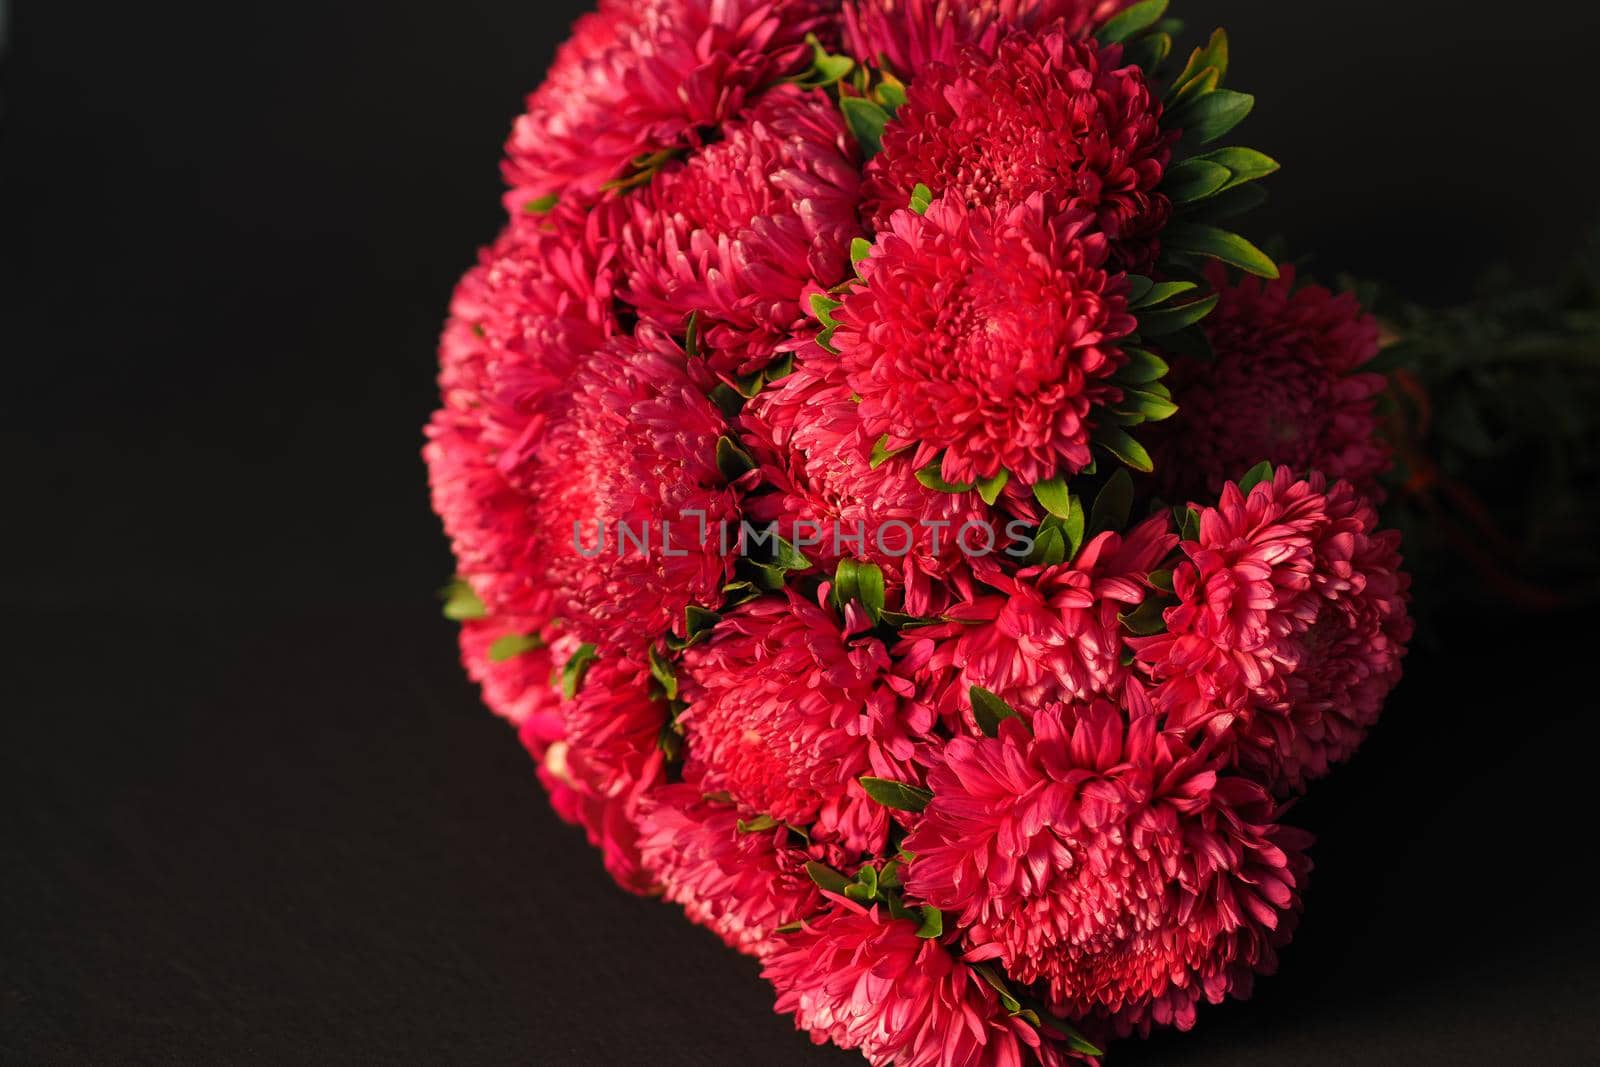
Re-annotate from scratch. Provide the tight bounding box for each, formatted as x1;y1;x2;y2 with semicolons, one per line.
905;701;1312;1035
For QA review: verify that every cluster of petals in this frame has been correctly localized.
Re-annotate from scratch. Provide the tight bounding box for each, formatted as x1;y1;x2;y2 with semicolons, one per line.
679;590;935;853
843;0;1133;75
904;701;1311;1034
832;193;1136;486
1150;265;1391;501
622;85;863;375
762;902;1084;1066
861;26;1171;268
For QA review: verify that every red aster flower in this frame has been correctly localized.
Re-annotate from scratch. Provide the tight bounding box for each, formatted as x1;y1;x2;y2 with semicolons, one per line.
502;0;835;204
521;326;741;653
740;364;1001;599
842;0;1135;75
910;514;1176;725
763;902;1083;1066
458;615;566;729
678;590;934;853
861;27;1171;270
636;784;826;957
424;208;620;618
1150;265;1391;502
832;194;1136;486
622;85;863;375
538;655;667;894
904;701;1311;1035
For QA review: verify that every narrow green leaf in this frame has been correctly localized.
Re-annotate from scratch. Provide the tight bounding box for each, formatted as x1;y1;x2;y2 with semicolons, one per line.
1169;27;1229;99
1167;65;1220;110
804;861;852;895
1192;146;1279;192
840;96;891;156
1118;596;1169;636
859;776;933;812
1174;505;1202;541
850;237;873;266
870;434;912;469
1116;347;1170;384
489;632;543;663
976;469;1010;506
684;605;722;642
521;193;559;215
915;905;943;939
916;460;975;494
1062;494;1086;560
684;309;702;358
716;435;756;480
1128;280;1198;310
1089;469;1135;536
440;579;487;621
1123;274;1155;306
1161;158;1231;204
1096;0;1169;45
1138;291;1220;335
973;964;1024;1015
1162;223;1278;278
561;643;599;700
1122;30;1172;74
1027;522;1068;567
854;864;879;899
647;644;679;700
874;74;907;113
1170;88;1255;145
909;183;933;214
970;686;1020;737
1237;460;1275;493
1031;476;1073;519
1119;384;1179;422
1092;424;1155;472
737;813;779;833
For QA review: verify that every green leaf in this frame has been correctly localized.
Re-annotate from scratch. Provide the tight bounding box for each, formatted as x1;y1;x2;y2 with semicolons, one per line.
1119;384;1179;422
647;644;679;701
1191;146;1279;192
771;536;813;573
439;579;487;621
488;632;544;663
832;558;886;624
1128;280;1198;310
684;309;702;358
1121;30;1172;74
1170;88;1255;145
715;435;756;480
1169;27;1229;100
1166;65;1219;111
521;193;559;215
809;292;844;353
1118;596;1169;636
970;686;1020;737
1162;223;1279;278
859;776;933;812
1174;505;1201;541
1123;274;1155;306
1089;468;1135;537
1027;522;1068;567
1116;347;1170;384
560;643;599;700
1148;568;1175;593
737;813;779;833
973;964;1024;1015
850;237;873;266
840;96;891;156
804;861;852;895
1031;476;1073;519
1238;460;1275;493
873;72;908;113
847;863;880;903
909;183;933;214
915;460;975;494
1093;424;1155;473
870;434;912;469
1062;495;1087;560
1095;0;1169;45
684;605;722;641
915;905;944;939
1138;292;1220;335
1161;158;1231;204
976;469;1010;506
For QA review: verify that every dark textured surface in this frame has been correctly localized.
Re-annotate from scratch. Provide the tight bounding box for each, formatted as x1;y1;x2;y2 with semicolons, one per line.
5;1;1600;1062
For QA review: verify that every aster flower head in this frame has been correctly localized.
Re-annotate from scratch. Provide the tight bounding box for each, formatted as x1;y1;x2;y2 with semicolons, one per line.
678;590;935;852
861;26;1172;269
763;902;1084;1066
904;701;1312;1034
1150;265;1390;501
636;784;826;956
502;0;836;204
521;326;741;653
623;85;863;375
833;193;1137;487
843;0;1135;75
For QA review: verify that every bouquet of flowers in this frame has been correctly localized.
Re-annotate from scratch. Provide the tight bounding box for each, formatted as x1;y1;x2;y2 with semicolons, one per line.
425;1;1413;1061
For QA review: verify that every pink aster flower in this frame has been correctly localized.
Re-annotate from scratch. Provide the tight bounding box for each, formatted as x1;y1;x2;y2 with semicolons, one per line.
538;654;668;893
910;514;1176;725
424;207;620;618
861;27;1171;269
740;364;1003;600
1135;467;1410;792
842;0;1135;74
678;590;935;853
502;0;836;204
458;615;566;728
636;784;826;956
1150;265;1391;502
904;701;1312;1035
831;193;1136;486
520;326;742;653
622;85;862;375
763;902;1085;1066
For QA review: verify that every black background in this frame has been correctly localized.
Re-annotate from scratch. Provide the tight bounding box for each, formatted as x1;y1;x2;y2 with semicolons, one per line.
5;1;1600;1062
